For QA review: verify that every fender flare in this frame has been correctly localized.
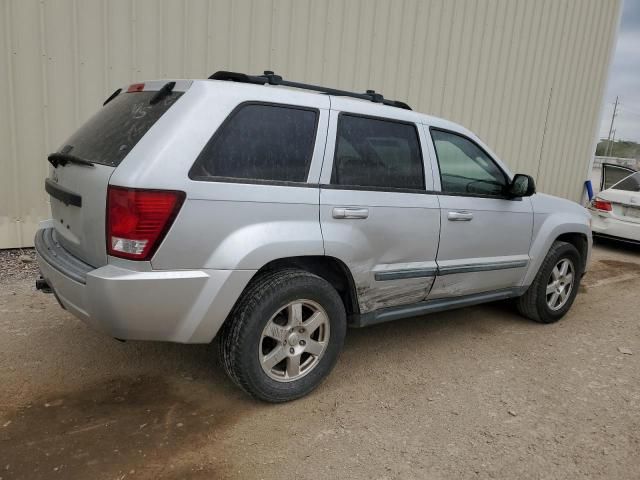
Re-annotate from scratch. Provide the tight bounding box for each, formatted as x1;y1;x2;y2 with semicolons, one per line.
522;216;591;287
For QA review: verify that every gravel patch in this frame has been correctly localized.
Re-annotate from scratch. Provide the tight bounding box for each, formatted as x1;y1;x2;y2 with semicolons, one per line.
0;248;39;286
1;243;639;479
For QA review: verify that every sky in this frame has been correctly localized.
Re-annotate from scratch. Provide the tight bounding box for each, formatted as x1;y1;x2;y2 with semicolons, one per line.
599;0;640;143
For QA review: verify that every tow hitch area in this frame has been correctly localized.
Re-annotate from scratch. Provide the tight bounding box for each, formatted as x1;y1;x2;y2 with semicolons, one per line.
35;276;52;293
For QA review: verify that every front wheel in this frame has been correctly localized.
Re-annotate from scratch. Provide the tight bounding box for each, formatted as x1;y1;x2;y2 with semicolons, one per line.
516;241;583;323
218;269;346;402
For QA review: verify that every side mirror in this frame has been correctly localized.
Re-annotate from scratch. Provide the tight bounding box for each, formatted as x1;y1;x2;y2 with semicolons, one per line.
507;174;536;198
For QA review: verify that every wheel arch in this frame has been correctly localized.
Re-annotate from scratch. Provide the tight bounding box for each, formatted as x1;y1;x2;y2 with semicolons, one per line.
254;256;360;316
554;232;589;272
209;256;359;344
523;218;591;287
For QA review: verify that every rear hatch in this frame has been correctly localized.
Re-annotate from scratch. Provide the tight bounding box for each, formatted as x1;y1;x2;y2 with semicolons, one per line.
46;82;185;267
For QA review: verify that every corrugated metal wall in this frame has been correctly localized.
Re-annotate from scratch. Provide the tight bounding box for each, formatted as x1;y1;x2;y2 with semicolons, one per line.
0;0;621;248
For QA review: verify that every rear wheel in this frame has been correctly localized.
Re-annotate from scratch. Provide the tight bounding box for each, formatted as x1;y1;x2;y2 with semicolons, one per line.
516;241;582;323
219;269;346;402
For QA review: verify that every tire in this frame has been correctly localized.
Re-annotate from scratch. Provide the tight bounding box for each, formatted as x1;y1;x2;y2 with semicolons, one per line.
218;268;347;402
516;241;583;323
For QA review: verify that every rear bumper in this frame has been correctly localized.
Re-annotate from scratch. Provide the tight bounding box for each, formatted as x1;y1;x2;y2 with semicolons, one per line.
35;227;255;343
591;213;640;243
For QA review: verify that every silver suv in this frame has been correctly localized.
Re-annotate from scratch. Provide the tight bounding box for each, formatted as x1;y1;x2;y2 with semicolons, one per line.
36;71;592;402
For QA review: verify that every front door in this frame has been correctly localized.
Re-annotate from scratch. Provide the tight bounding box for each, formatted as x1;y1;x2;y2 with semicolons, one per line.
426;128;533;299
319;102;440;314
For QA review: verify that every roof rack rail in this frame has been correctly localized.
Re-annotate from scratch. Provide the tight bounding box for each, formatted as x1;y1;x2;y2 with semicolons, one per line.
208;70;412;111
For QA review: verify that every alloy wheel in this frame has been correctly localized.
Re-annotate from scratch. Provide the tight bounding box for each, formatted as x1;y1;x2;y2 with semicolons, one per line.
546;258;575;311
259;300;330;382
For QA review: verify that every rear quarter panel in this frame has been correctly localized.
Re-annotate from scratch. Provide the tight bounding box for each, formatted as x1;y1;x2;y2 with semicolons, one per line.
131;81;332;271
152;186;324;270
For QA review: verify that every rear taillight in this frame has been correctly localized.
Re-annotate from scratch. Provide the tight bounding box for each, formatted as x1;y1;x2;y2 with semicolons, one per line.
107;186;185;261
592;198;612;212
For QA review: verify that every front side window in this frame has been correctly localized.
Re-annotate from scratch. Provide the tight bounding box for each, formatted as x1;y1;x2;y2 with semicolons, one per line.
190;103;318;183
431;129;507;196
330;115;425;190
612;172;640;192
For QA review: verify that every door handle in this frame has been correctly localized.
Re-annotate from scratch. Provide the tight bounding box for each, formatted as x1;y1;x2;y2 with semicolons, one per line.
447;210;473;221
332;207;369;219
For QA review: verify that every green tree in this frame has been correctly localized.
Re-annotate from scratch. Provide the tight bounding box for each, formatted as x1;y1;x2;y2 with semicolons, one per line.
596;139;640;158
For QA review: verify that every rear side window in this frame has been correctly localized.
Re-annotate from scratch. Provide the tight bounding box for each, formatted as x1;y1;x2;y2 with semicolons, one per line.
190;103;318;183
602;164;636;190
59;91;183;167
331;114;425;190
612;172;640;192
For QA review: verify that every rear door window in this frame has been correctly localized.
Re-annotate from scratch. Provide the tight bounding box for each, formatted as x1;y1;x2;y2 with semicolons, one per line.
59;90;183;167
602;163;638;191
190;103;318;183
612;172;640;192
330;114;425;190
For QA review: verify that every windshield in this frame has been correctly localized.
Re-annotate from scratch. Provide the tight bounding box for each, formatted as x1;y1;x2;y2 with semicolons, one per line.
612;172;640;192
57;90;183;167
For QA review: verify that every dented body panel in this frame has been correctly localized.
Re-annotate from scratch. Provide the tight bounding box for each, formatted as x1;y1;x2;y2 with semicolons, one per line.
319;100;441;314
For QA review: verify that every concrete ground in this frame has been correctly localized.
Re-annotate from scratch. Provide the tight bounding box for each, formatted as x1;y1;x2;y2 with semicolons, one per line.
1;241;639;480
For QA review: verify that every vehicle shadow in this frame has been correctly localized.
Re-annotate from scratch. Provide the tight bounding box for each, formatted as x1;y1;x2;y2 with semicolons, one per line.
593;236;640;256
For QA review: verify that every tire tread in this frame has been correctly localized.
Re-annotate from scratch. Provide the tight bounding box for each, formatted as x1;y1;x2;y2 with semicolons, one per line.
218;268;344;402
517;241;581;323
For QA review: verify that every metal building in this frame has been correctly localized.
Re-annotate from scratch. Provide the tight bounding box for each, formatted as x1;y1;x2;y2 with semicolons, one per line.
0;0;622;248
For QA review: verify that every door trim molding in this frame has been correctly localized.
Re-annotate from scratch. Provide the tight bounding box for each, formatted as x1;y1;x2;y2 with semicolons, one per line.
374;259;528;281
374;267;438;281
437;259;529;276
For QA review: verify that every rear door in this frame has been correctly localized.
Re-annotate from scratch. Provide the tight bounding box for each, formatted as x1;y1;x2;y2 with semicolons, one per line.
320;100;440;314
46;81;188;267
426;128;533;298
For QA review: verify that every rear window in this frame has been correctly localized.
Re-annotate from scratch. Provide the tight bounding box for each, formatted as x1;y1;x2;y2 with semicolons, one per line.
189;103;318;183
58;90;183;167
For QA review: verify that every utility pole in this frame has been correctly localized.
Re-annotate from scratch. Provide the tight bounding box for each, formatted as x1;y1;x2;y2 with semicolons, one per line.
611;129;616;152
607;128;618;158
605;96;619;158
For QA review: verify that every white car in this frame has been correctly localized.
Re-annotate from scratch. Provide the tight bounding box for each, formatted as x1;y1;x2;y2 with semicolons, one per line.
590;163;640;243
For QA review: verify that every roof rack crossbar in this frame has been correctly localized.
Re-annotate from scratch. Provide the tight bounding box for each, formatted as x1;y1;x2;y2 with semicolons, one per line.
208;70;412;110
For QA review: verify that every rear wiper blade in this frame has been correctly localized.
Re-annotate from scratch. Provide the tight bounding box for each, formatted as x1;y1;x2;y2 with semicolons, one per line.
103;87;122;106
48;152;94;168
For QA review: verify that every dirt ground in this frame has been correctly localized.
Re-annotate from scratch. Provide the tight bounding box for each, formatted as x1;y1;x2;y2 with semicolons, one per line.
1;241;639;480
